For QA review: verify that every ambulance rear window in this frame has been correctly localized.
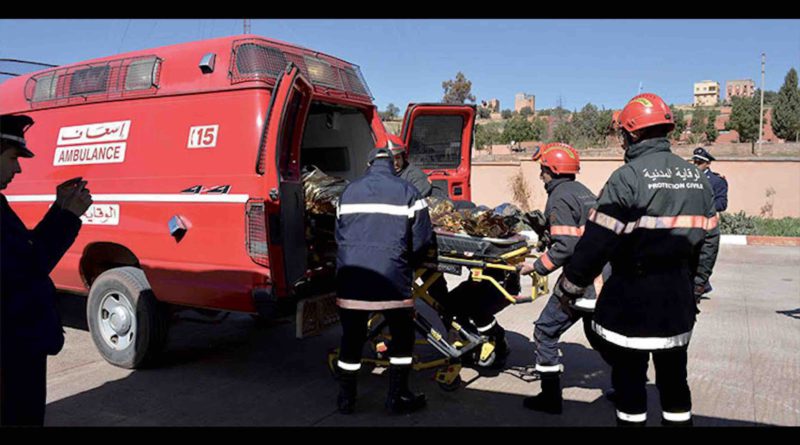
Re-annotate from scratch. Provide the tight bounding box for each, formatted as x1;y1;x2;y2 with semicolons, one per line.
408;115;465;169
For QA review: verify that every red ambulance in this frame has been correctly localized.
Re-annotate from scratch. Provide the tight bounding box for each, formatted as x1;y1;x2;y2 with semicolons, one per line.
0;35;475;368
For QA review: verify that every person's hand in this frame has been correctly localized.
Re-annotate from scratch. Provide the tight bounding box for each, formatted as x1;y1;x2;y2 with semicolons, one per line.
553;275;584;317
693;283;706;313
55;177;93;218
517;261;536;276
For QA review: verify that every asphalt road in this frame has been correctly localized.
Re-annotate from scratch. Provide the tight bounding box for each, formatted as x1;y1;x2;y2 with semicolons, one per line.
44;245;799;426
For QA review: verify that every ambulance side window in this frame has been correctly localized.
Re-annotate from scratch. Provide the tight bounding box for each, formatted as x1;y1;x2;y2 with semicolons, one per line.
278;86;305;180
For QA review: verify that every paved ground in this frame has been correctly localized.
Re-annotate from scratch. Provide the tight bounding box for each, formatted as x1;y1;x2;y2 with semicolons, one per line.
44;245;799;426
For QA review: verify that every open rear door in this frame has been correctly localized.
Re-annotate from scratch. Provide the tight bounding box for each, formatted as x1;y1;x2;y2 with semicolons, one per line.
400;104;476;202
261;65;313;296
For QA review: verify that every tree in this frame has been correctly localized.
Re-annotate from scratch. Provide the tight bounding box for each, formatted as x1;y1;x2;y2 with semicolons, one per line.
379;103;400;121
441;72;476;104
689;107;718;143
552;120;575;144
532;118;548;142
501;109;513;120
519;106;534;117
727;95;761;153
670;106;687;141
772;68;800;142
595;109;614;146
705;109;719;143
477;107;491;119
475;123;501;151
763;90;778;107
500;115;535;144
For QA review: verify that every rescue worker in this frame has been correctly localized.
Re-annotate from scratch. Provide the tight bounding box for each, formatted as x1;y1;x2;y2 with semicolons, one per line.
1;114;93;426
388;135;512;367
691;147;727;296
517;143;611;414
334;146;434;415
554;93;720;426
388;134;448;200
692;147;728;212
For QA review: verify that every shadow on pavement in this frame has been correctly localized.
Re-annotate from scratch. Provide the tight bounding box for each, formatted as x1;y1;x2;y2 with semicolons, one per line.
776;308;800;320
44;310;775;427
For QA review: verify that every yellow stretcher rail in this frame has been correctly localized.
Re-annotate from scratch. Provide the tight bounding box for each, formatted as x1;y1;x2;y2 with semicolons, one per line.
328;236;551;392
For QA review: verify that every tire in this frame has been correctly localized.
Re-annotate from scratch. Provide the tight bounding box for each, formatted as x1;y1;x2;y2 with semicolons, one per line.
87;267;169;369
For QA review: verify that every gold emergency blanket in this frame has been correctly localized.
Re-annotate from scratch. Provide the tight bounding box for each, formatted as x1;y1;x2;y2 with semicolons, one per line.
300;168;532;241
302;167;349;215
427;197;520;239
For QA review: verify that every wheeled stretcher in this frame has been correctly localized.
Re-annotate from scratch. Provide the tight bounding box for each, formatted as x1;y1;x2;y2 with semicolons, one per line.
327;229;549;391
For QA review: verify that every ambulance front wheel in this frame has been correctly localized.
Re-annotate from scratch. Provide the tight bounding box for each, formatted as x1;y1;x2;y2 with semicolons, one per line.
87;267;169;369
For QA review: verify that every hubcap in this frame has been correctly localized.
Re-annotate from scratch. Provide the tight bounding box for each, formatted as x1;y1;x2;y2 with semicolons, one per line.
97;291;136;351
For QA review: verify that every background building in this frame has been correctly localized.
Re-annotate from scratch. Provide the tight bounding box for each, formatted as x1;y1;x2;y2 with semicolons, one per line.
694;80;720;107
481;98;500;113
514;93;535;113
725;79;755;102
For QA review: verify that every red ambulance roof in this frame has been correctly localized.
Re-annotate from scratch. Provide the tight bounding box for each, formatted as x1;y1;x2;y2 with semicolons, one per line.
0;35;373;114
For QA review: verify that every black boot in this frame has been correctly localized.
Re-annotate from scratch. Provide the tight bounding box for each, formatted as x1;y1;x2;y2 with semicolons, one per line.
616;418;647;427
336;369;358;414
386;365;427;414
662;415;693;427
522;374;563;414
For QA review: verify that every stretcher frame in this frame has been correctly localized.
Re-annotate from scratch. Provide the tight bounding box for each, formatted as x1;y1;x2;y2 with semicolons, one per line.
328;241;549;391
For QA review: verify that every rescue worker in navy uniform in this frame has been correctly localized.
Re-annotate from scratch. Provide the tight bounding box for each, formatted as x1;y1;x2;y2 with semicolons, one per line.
334;147;434;415
388;134;450;305
517;143;612;414
1;114;93;426
692;147;727;296
388;134;449;200
389;135;512;367
555;94;720;426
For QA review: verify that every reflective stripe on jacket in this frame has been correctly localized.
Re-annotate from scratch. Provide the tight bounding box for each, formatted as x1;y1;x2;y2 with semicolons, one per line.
563;138;720;349
335;159;434;309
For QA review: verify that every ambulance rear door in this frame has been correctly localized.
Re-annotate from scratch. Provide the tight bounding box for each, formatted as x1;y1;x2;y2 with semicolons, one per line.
400;104;476;202
261;64;313;295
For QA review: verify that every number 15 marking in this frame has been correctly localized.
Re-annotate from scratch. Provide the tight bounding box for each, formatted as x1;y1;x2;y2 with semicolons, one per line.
188;125;219;149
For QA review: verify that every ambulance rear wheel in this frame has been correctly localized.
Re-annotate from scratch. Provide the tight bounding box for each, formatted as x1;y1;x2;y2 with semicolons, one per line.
87;267;169;369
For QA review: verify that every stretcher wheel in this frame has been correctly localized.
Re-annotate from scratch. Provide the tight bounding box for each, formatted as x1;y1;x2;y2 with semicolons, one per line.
477;352;498;368
437;375;462;392
476;342;497;368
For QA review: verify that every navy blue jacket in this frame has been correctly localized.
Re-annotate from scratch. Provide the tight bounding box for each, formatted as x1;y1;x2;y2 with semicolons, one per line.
1;194;81;356
533;177;610;311
705;168;728;212
335;158;434;310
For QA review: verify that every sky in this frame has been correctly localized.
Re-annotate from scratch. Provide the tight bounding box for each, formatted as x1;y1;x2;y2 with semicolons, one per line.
1;19;798;112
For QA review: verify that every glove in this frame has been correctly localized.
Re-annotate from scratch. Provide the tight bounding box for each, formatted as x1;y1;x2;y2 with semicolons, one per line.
693;284;706;313
553;275;585;317
537;232;552;252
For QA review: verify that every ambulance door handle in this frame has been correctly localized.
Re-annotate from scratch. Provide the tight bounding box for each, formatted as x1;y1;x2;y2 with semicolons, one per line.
269;188;279;201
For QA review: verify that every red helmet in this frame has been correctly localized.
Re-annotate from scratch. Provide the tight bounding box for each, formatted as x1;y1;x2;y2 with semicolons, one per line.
532;142;580;175
618;93;675;133
387;134;406;156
